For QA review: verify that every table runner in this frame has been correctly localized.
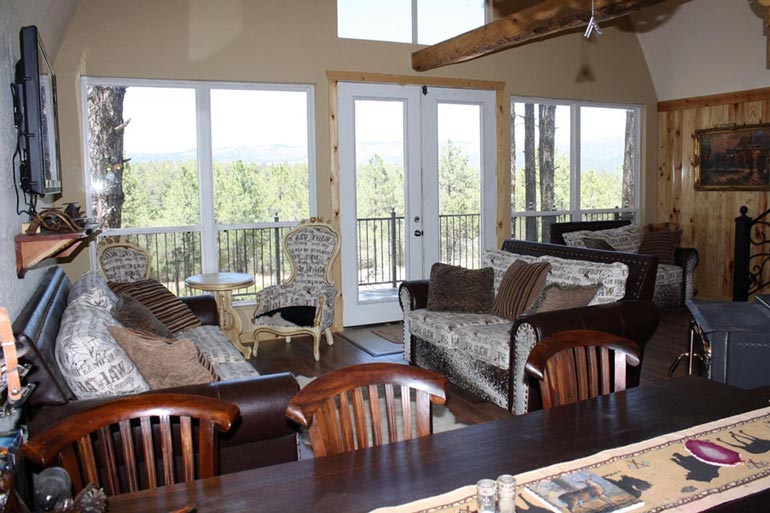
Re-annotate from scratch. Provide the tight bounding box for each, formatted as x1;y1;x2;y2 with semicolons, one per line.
370;405;770;513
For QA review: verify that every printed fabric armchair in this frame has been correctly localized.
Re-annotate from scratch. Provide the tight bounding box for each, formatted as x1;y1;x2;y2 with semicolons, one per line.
97;240;150;283
252;218;341;361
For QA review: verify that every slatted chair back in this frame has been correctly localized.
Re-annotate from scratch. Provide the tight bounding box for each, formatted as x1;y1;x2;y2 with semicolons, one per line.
97;241;151;283
525;329;641;409
285;363;448;457
22;394;239;496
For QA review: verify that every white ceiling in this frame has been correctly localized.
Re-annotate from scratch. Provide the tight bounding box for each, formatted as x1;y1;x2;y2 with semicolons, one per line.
631;0;770;101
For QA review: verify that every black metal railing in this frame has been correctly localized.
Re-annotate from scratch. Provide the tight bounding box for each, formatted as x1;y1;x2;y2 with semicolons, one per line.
734;205;770;301
511;210;636;242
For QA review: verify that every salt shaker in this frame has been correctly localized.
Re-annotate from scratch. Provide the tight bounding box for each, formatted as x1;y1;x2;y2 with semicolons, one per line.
497;474;517;513
476;479;497;513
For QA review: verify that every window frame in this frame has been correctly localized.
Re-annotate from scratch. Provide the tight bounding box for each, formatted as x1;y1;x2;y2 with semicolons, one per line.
510;96;642;225
80;76;317;275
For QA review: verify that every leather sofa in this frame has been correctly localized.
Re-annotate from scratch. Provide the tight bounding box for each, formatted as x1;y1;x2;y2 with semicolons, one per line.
13;266;299;474
399;240;660;414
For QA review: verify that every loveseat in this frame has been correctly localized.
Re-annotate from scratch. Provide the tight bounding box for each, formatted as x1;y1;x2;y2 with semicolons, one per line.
549;220;699;308
399;240;660;414
13;266;299;474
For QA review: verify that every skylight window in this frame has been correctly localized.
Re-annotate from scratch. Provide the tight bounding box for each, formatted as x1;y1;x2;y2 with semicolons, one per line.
337;0;487;45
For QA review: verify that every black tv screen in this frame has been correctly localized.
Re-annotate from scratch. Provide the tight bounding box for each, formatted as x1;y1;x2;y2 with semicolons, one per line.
14;25;62;197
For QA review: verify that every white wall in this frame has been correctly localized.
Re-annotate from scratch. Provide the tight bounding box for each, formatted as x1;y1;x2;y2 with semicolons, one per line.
632;0;770;101
0;0;79;317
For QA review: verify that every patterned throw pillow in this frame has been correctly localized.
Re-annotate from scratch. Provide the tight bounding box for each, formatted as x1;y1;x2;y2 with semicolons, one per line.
491;261;552;321
68;271;118;310
56;299;149;399
563;225;642;253
427;263;494;314
639;230;682;265
108;280;201;333
527;283;601;313
108;326;219;389
112;293;174;338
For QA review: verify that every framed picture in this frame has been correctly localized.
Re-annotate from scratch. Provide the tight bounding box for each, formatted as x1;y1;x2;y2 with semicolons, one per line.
695;123;770;191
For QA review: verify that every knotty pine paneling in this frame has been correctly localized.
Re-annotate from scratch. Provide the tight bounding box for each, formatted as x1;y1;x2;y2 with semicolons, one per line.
657;94;770;300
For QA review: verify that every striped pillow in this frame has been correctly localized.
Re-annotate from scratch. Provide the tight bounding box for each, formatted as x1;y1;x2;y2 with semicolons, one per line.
491;261;551;321
639;230;681;265
109;280;201;333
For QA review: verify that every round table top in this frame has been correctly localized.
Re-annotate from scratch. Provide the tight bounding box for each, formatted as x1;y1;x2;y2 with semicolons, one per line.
185;272;254;291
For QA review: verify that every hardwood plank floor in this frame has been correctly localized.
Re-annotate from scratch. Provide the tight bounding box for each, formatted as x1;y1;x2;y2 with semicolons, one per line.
249;307;693;425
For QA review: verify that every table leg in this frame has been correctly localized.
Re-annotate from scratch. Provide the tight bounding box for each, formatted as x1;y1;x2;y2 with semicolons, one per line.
216;290;251;358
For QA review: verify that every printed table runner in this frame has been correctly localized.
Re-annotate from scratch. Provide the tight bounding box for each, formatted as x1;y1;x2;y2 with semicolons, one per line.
370;405;770;513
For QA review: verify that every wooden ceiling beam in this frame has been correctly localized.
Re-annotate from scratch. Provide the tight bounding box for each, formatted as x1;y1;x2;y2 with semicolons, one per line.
411;0;667;72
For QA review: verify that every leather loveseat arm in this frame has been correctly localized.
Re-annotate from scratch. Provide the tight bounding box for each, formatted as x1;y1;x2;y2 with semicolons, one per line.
27;373;300;473
399;280;431;311
180;295;219;326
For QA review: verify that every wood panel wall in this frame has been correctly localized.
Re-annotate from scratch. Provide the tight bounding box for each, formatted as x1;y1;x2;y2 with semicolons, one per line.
657;88;770;300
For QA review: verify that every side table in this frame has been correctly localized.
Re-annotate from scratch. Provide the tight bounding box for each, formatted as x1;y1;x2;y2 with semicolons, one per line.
185;272;254;358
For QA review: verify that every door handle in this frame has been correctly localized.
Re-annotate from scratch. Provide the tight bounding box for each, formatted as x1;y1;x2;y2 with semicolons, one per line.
414;230;423;237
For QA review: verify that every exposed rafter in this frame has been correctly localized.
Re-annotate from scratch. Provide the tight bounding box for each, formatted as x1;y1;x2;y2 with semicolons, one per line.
412;0;667;72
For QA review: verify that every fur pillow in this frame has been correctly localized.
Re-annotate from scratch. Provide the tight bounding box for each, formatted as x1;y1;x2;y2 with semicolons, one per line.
427;263;494;314
527;283;601;314
112;293;174;338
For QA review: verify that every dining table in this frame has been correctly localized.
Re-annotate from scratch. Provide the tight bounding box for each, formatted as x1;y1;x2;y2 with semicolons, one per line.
107;376;770;513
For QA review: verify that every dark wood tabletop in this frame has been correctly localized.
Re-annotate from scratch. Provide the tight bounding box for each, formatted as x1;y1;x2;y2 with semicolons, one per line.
107;376;770;513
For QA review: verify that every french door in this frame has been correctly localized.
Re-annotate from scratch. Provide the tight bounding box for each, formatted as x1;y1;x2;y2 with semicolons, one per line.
339;82;496;326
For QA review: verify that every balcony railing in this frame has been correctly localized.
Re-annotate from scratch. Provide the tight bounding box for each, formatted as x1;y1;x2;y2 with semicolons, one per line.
101;212;482;301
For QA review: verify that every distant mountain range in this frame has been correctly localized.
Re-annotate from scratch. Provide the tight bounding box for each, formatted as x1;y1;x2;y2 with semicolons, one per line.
129;137;628;173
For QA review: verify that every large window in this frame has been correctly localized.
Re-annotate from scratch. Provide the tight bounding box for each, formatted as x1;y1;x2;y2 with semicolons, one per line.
82;78;315;300
511;98;640;242
337;0;487;45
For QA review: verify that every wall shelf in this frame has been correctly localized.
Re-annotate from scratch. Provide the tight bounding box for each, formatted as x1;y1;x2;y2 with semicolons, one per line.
15;228;101;278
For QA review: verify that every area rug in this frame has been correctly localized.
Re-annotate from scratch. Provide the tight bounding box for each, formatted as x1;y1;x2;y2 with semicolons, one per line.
295;375;466;437
340;326;404;357
371;323;404;344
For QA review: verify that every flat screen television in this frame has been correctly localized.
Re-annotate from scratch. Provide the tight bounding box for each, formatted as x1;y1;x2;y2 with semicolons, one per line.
13;25;62;197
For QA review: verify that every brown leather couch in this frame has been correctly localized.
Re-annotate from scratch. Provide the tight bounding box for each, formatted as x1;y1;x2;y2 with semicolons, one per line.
400;240;660;413
13;266;299;474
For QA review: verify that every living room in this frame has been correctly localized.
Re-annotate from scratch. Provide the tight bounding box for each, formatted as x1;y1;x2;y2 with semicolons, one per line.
3;0;770;511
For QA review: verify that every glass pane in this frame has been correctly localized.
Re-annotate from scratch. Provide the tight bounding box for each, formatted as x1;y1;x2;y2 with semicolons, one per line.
211;88;310;224
580;106;636;211
511;213;570;242
338;0;411;43
437;103;481;268
354;100;406;301
511;101;571;241
88;86;199;229
418;0;486;45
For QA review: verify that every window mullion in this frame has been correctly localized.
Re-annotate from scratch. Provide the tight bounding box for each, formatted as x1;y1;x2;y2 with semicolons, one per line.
197;84;217;273
570;103;580;222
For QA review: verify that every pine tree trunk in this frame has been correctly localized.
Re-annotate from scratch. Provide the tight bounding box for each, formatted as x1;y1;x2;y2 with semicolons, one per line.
539;104;556;239
87;86;127;229
524;104;537;241
622;110;636;215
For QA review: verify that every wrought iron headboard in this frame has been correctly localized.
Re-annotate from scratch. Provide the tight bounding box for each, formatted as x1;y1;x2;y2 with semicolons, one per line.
734;205;770;301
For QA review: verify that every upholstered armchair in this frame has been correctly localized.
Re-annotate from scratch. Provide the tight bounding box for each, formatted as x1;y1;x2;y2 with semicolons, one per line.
97;240;150;283
252;218;341;361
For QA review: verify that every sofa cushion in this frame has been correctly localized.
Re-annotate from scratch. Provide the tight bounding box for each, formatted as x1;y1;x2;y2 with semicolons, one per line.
404;309;508;349
639;230;682;265
108;326;218;389
56;298;150;399
176;325;260;381
112;293;174;338
527;283;601;313
109;280;201;333
563;224;642;253
483;249;628;305
491;261;551;321
427;263;494;314
450;322;512;369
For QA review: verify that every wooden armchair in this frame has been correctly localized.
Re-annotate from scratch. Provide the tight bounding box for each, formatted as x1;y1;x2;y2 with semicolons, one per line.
22;393;239;496
285;363;448;457
97;240;151;283
525;329;641;409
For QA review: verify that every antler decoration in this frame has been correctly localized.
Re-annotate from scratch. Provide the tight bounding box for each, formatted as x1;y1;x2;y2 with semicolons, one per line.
584;0;603;38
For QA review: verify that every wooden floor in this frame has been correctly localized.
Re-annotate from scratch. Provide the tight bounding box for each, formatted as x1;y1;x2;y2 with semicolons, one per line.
250;307;693;425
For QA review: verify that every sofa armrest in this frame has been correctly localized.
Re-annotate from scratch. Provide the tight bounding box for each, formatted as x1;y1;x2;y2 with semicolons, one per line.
399;280;430;311
180;295;219;326
674;247;699;301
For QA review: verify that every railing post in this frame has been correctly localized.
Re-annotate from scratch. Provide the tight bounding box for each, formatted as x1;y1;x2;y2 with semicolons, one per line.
734;206;752;301
390;209;397;288
274;215;282;284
